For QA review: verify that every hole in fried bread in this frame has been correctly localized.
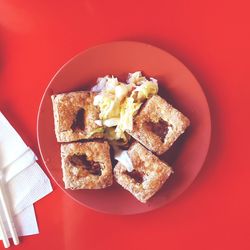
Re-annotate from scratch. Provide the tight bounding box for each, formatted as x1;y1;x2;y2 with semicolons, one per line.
144;118;170;142
68;154;102;176
125;170;143;183
71;108;85;131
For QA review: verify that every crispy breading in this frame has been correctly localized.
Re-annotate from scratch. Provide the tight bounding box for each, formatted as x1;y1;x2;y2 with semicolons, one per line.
51;91;103;142
61;141;113;189
127;95;190;155
114;142;172;203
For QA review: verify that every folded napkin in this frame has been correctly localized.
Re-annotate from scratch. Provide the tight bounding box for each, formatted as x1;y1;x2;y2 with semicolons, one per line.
5;206;39;238
0;112;53;238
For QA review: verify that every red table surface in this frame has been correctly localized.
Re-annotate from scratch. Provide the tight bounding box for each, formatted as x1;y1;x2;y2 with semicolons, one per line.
0;1;249;249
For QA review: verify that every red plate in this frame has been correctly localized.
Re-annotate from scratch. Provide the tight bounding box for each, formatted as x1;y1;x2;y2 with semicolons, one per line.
37;41;211;214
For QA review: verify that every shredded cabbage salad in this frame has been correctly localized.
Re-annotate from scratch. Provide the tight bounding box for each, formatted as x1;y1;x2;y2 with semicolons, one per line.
92;71;158;143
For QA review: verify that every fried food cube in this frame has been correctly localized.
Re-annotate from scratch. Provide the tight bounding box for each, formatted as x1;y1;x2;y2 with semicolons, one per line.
114;142;172;203
127;95;190;155
61;141;113;189
51;91;103;142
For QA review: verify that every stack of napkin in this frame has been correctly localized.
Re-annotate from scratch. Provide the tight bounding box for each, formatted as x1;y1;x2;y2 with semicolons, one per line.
0;112;52;238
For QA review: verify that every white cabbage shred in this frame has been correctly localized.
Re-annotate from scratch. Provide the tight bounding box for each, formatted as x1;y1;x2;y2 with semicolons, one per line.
92;71;159;170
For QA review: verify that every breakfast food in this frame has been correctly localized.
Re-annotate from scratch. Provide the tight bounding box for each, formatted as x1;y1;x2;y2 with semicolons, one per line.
114;142;172;203
51;71;190;202
51;91;103;142
61;141;113;189
127;95;190;155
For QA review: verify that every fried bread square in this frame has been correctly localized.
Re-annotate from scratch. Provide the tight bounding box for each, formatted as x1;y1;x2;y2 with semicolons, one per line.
114;142;172;203
127;95;190;155
51;91;103;142
61;141;113;189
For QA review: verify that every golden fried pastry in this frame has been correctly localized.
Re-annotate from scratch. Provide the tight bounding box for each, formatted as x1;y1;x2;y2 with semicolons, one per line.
51;91;103;142
114;142;172;203
127;95;190;155
61;141;113;189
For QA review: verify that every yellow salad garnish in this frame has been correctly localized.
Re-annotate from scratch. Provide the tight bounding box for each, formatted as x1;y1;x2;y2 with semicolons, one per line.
92;71;158;142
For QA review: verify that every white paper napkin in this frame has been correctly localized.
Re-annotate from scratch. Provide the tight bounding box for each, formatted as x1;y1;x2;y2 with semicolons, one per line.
0;206;39;238
6;162;52;215
0;113;31;169
0;112;53;239
2;148;37;183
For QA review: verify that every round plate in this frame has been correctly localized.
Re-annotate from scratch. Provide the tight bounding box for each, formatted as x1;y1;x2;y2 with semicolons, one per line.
37;41;211;215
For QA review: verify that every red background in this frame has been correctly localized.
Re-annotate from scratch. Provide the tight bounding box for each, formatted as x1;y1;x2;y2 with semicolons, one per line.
0;0;250;249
